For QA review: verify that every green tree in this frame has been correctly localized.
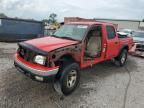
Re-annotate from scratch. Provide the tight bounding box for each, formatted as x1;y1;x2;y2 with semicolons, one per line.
142;19;144;22
48;13;57;24
0;13;7;18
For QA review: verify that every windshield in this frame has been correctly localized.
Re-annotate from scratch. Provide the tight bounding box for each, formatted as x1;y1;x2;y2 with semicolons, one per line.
132;32;144;38
53;24;88;41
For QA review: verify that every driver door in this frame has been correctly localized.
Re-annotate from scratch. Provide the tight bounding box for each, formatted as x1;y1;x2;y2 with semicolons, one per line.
81;25;104;68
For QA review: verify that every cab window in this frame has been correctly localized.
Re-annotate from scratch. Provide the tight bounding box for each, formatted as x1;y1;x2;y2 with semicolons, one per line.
106;26;116;39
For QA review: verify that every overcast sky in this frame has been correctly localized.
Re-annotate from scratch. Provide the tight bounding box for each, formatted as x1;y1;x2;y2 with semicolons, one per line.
0;0;144;21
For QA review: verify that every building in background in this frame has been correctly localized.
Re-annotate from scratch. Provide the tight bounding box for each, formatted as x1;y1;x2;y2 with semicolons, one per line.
96;18;143;30
0;17;44;42
1;17;143;42
64;17;95;23
139;22;144;31
64;17;144;31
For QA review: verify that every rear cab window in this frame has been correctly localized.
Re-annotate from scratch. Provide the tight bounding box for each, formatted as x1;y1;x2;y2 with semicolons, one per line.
106;26;116;39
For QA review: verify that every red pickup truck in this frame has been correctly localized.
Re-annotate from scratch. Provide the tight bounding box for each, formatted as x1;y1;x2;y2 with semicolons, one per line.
14;21;133;95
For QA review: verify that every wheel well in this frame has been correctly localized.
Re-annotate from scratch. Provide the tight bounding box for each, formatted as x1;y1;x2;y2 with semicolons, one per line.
116;45;129;59
54;54;78;79
60;54;76;62
54;54;77;66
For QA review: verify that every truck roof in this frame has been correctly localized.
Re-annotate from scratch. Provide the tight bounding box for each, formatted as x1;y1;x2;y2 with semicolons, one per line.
67;21;116;26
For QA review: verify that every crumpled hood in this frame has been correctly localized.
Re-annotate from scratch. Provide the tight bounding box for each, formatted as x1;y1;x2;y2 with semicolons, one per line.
25;36;79;52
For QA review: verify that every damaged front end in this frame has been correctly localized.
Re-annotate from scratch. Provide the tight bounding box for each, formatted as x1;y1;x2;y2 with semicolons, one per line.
14;42;59;82
49;43;82;66
14;41;82;82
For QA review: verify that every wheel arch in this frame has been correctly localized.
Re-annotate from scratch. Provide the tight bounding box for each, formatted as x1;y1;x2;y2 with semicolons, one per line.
59;54;77;63
54;54;80;67
54;54;80;79
119;45;129;55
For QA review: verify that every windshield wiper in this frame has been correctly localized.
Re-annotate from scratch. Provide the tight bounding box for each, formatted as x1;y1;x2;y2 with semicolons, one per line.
52;35;78;41
51;35;61;38
60;36;78;41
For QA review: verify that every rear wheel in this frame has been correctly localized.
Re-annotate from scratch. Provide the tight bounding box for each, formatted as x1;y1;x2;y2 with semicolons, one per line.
115;49;128;66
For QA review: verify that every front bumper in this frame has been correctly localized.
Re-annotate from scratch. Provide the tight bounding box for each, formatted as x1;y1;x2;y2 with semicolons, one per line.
14;54;59;81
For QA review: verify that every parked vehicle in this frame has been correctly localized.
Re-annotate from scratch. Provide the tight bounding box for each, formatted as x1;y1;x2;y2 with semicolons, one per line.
132;31;144;43
119;29;134;36
14;21;133;95
44;29;56;36
132;31;144;51
117;32;128;38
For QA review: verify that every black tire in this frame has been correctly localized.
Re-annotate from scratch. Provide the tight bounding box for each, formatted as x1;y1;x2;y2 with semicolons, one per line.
59;62;80;95
115;49;128;66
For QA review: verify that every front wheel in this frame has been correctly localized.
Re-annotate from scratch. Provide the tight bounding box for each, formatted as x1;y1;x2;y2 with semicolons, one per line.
59;63;80;95
115;49;128;66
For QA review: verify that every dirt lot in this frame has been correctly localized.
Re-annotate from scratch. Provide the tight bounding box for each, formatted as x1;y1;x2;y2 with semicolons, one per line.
0;42;144;108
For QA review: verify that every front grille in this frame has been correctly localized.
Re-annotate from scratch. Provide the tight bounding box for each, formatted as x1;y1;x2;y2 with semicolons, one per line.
17;42;48;66
18;46;36;63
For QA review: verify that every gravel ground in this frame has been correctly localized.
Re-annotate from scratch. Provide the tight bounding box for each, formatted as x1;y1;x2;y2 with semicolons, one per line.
0;42;144;108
